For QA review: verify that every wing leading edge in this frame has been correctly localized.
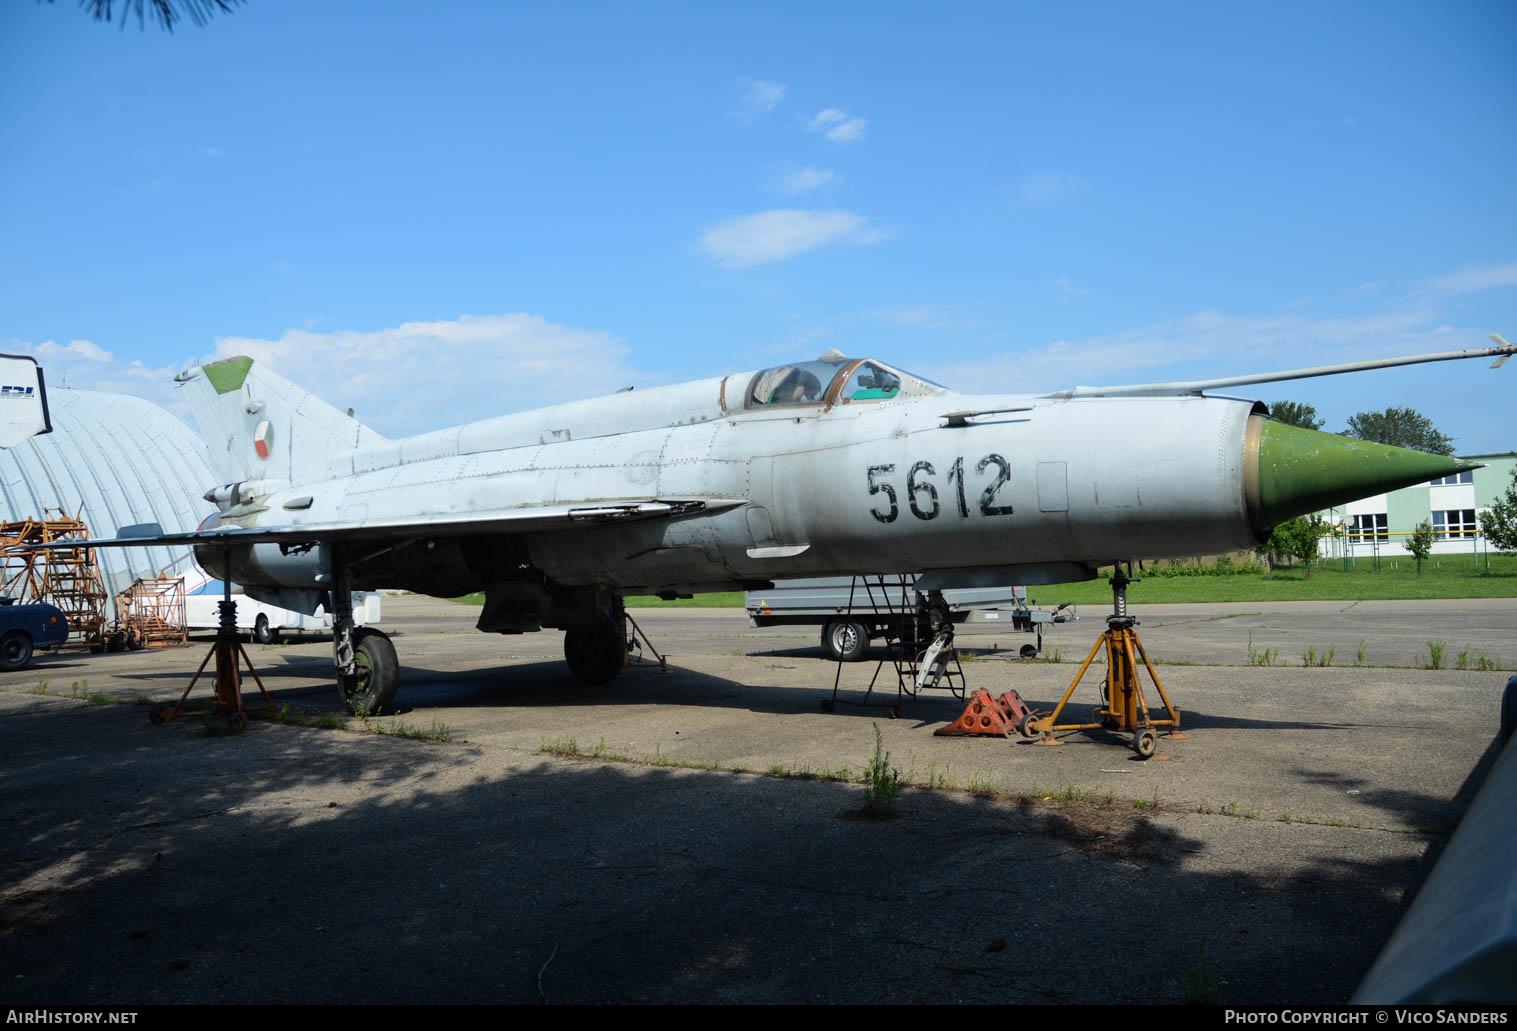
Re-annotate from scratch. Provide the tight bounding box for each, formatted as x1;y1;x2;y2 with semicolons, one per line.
9;498;749;551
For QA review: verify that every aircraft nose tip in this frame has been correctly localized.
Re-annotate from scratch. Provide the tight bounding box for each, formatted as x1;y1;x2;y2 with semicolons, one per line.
1250;418;1480;531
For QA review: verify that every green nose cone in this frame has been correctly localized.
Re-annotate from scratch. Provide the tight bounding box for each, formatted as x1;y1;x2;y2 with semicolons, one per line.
1256;420;1480;528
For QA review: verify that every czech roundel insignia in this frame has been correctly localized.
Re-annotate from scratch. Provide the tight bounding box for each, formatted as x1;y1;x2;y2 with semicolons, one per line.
254;419;274;459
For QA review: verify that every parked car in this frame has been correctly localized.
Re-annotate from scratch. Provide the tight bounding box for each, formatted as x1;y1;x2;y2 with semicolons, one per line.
184;580;380;642
0;597;70;671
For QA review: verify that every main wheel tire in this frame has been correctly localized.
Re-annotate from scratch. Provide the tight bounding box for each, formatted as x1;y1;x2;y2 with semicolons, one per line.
337;628;400;715
1501;675;1517;746
125;629;144;651
821;619;871;662
252;614;274;645
563;616;624;686
0;630;34;671
86;631;105;655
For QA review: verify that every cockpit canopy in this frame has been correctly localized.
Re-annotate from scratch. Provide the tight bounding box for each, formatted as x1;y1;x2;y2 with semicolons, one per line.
743;357;943;409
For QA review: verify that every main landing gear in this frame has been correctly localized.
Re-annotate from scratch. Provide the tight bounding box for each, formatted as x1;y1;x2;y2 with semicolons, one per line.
564;611;624;686
330;562;398;715
563;597;668;687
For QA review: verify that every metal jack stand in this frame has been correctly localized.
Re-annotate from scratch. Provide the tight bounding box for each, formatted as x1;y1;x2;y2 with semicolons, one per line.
1020;567;1187;759
149;572;274;729
620;609;669;672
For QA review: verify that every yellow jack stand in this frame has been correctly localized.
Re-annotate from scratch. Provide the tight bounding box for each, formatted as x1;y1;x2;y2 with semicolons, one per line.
1022;568;1187;759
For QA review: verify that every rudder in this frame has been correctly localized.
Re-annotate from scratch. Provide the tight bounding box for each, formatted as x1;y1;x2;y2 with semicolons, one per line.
176;355;386;486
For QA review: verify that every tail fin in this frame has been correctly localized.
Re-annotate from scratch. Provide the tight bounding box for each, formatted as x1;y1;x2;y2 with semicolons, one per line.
176;355;386;486
0;354;52;448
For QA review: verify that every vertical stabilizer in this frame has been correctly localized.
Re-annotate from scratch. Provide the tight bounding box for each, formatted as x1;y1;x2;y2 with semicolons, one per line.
176;356;386;486
0;354;52;447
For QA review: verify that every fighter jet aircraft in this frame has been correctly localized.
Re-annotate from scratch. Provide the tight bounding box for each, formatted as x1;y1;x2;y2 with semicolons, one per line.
60;340;1515;713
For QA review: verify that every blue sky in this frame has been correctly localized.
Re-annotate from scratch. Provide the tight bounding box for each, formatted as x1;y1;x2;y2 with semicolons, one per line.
3;1;1514;449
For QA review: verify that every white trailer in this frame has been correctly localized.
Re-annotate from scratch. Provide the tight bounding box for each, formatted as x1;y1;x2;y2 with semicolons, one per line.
745;576;1075;661
184;579;381;643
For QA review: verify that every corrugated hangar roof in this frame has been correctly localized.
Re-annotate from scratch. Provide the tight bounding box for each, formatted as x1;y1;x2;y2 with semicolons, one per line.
0;388;216;614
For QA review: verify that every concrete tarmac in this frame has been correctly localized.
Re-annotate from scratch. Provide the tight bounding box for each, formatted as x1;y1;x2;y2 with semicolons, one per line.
2;596;1511;1004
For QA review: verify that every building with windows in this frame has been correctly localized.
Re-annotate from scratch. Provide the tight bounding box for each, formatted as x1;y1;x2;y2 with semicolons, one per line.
1319;452;1515;561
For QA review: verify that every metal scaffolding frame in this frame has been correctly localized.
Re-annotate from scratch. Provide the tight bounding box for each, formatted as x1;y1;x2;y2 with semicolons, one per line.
114;576;188;649
0;508;110;650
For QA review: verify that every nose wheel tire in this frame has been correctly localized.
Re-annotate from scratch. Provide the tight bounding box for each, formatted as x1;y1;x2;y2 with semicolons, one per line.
252;614;275;644
338;628;399;715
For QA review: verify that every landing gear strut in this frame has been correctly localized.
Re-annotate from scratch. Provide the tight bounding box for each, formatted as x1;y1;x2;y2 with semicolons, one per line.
331;556;398;714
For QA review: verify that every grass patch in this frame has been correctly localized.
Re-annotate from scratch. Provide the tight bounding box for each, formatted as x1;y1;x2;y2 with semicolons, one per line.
1051;555;1517;604
372;718;454;743
1184;949;1228;1005
1426;640;1446;670
542;736;722;772
1247;632;1280;666
862;726;903;819
1301;644;1335;667
455;556;1517;609
198;704;246;737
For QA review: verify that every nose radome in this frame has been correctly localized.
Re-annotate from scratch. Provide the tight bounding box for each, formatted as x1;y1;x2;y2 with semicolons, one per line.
1247;416;1481;532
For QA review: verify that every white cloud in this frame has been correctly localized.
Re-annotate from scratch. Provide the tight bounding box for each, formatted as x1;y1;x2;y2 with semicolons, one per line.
1423;262;1517;297
210;314;650;435
926;306;1455;392
1006;172;1084;204
869;305;989;333
12;316;653;436
696;209;891;269
735;78;787;119
807;108;867;144
39;338;112;363
1052;277;1088;296
773;164;841;195
12;338;181;410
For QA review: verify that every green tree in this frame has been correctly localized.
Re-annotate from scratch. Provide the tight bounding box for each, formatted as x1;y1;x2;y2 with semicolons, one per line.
1268;401;1324;430
48;0;241;32
1266;515;1330;579
1479;466;1517;552
1407;520;1435;576
1343;407;1454;455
